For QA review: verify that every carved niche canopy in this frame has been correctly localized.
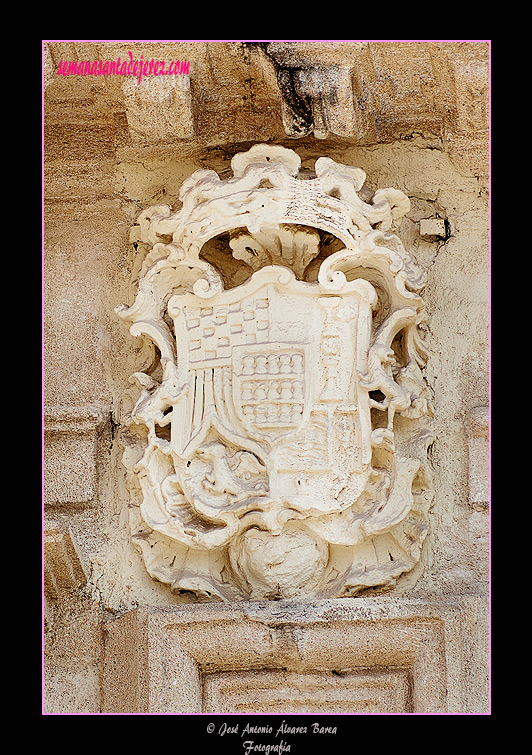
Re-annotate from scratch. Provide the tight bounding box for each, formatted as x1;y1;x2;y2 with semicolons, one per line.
116;144;433;602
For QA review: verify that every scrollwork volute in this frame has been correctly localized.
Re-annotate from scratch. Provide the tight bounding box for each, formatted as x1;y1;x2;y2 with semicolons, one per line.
116;144;433;601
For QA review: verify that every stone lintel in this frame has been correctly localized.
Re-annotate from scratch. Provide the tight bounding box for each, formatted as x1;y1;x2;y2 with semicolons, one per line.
102;598;466;714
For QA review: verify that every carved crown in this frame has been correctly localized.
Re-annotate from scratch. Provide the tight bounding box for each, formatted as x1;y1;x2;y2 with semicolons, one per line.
135;143;412;258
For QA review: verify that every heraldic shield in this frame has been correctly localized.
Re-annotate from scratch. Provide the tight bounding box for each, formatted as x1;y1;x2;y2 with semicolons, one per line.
116;144;434;601
168;267;375;520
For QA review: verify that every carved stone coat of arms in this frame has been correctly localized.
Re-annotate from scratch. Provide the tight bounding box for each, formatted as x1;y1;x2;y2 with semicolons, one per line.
116;144;434;601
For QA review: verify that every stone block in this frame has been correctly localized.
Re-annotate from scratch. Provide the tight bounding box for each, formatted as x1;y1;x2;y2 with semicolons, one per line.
43;520;88;599
43;405;108;506
122;74;194;144
419;217;447;238
102;599;470;713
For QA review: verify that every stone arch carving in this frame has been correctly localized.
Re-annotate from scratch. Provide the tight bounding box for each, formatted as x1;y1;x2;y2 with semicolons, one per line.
116;144;434;601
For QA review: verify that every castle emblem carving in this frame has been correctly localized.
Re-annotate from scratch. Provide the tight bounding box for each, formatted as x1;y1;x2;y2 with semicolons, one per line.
116;144;434;601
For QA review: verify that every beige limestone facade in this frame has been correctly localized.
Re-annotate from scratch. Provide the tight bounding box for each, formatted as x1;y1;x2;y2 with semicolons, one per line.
43;40;490;717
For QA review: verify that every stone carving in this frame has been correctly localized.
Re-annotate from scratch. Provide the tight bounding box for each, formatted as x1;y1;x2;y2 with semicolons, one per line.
116;144;433;601
275;64;357;140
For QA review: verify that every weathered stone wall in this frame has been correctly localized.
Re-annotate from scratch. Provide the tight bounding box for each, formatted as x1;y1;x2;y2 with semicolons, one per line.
43;40;489;715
